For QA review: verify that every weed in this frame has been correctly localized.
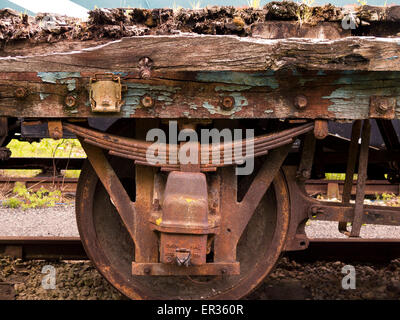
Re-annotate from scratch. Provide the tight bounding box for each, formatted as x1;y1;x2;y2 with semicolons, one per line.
3;182;65;210
172;0;183;12
189;0;202;9
4;197;22;209
3;138;84;179
296;0;315;26
247;0;261;9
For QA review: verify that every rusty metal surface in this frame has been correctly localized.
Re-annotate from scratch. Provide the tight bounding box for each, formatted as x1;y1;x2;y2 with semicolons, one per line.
76;156;292;299
0;236;85;260
75;118;293;298
313;120;329;140
284;135;316;252
0;71;399;120
89;73;123;112
286;238;400;263
0;157;84;171
339;120;362;234
305;180;400;196
350;120;371;237
131;262;240;276
2;236;400;264
0;176;77;193
283;165;400;253
369;96;396;119
65;121;313;171
152;171;212;266
47;121;63;140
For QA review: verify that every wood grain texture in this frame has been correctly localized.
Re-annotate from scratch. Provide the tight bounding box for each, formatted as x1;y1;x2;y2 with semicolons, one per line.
1;35;400;73
0;70;399;119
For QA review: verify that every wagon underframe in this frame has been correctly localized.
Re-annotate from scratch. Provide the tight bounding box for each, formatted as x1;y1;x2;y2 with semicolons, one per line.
2;4;400;299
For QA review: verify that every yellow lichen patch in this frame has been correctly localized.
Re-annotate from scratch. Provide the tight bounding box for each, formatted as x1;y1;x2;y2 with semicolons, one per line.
232;16;245;31
156;217;162;226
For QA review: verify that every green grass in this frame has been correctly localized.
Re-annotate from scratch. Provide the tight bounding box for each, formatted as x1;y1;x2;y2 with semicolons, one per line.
3;182;67;209
7;138;85;158
325;173;358;180
1;138;85;179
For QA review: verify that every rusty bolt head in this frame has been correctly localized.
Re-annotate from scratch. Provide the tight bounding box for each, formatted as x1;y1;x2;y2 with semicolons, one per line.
221;96;235;110
138;57;153;79
294;95;308;109
15;87;27;99
140;94;154;108
140;69;151;79
300;169;311;179
377;100;389;113
65;95;77;108
144;267;151;274
220;268;227;274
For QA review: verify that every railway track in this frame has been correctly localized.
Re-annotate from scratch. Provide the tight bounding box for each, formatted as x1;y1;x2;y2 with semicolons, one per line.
1;236;399;263
0;176;398;197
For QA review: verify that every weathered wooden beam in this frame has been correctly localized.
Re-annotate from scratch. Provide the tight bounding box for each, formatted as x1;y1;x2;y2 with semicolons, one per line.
1;36;400;73
0;70;399;119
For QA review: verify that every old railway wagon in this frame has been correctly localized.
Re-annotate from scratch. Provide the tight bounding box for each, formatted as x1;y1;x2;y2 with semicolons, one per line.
1;2;400;299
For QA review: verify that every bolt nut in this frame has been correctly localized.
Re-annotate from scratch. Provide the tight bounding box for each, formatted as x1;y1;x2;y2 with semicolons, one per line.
143;267;151;274
65;95;77;108
221;96;235;110
138;57;153;79
294;95;308;109
220;268;227;274
140;94;154;108
300;169;311;179
15;87;27;99
376;100;389;113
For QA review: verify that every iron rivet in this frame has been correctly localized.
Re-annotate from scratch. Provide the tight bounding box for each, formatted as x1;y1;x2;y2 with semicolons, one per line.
220;268;227;274
221;96;235;110
144;267;151;274
294;95;308;109
15;87;27;99
141;94;154;108
65;95;76;108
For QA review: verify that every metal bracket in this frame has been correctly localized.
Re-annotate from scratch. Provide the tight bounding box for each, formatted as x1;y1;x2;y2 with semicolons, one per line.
47;121;63;140
89;73;123;113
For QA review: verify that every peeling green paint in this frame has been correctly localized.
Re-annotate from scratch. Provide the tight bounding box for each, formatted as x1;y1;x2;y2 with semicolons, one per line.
189;103;198;110
121;83;181;115
39;93;50;100
202;93;246;116
196;72;278;89
202;102;217;115
37;72;80;83
215;85;252;92
37;72;79;91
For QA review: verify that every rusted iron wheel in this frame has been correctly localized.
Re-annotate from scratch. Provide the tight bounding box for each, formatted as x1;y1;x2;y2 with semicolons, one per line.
76;124;290;300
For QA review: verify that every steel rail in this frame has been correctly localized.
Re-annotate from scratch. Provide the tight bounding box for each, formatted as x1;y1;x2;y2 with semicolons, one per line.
0;237;399;263
0;177;397;195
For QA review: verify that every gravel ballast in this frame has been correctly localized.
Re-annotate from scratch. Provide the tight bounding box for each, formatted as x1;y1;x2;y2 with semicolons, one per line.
0;205;79;237
0;256;399;300
0;205;399;300
0;205;399;239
